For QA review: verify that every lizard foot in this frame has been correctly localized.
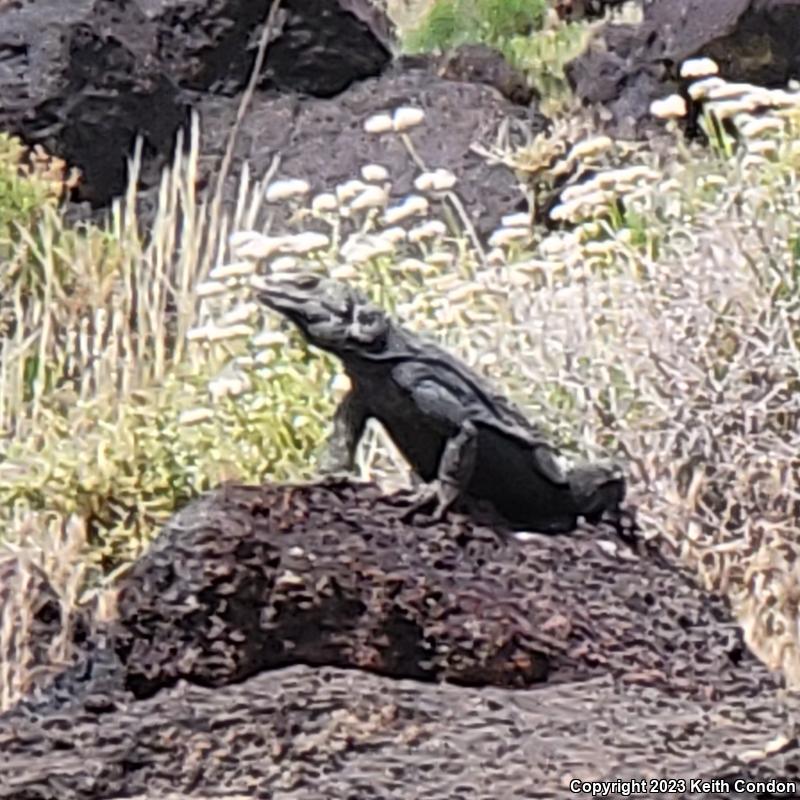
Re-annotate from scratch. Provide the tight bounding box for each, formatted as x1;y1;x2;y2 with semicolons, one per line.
403;510;448;527
400;484;442;525
398;484;449;526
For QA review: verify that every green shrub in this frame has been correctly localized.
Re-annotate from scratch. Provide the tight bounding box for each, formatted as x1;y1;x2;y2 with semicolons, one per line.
0;364;333;574
403;0;547;53
0;134;76;250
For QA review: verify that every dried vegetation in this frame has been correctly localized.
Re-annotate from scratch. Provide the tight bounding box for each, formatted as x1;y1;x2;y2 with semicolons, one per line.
2;35;800;712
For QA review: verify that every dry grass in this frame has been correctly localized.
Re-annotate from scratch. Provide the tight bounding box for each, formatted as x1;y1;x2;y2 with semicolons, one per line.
3;59;800;710
0;516;88;709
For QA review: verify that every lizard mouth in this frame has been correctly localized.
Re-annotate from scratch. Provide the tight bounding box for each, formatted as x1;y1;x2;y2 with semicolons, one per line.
258;287;310;314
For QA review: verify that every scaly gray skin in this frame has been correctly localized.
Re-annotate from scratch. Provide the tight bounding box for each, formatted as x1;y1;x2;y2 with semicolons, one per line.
255;272;626;532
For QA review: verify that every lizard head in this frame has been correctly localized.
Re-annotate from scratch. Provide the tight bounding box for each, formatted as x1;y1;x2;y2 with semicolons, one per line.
254;272;390;353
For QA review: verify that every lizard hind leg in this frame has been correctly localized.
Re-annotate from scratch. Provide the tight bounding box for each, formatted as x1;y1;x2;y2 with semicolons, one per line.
400;420;478;525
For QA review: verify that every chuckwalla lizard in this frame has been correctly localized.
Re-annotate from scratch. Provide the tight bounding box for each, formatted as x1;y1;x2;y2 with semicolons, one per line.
255;272;626;532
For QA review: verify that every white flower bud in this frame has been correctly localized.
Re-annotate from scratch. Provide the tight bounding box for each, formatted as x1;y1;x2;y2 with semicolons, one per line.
706;82;759;102
265;178;310;202
349;185;389;211
596;167;659;187
486;247;506;265
336;179;368;203
361;163;390;182
281;232;330;254
650;94;688;119
393;106;425;131
377;226;407;244
205;323;255;342
311;193;338;213
209;260;257;280
488;227;531;247
330;263;359;280
209;374;251;399
270;256;299;273
688;77;726;101
426;251;455;267
414;168;456;192
680;57;719;79
567;136;613;160
331;373;352;396
396;257;434;274
408;220;447;243
252;330;288;348
382;195;429;225
500;212;531;228
219;303;259;327
188;323;255;343
196;280;228;297
341;234;394;263
746;139;778;157
255;349;277;364
364;113;394;133
229;231;286;260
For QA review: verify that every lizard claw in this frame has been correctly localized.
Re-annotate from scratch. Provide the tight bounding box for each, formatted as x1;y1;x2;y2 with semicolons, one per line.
398;484;448;526
399;486;434;522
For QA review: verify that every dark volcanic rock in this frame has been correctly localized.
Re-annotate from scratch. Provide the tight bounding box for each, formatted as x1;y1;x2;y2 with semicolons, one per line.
254;0;392;97
109;479;767;699
566;0;800;136
432;44;537;106
0;479;796;799
196;65;545;240
0;0;392;205
646;0;800;86
566;23;670;137
0;664;796;800
0;0;537;234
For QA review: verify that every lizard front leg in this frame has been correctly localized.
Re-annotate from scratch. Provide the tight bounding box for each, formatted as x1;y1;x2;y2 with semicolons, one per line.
318;388;369;475
402;419;478;524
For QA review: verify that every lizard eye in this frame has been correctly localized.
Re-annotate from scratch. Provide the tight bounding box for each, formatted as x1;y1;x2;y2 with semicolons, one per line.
350;308;387;347
293;274;320;290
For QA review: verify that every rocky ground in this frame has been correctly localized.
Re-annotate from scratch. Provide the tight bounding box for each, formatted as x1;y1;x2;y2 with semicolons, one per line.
1;480;799;799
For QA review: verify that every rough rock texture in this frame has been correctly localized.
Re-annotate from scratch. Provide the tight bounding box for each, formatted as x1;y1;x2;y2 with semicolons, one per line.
0;0;539;233
195;66;545;240
1;665;798;800
2;479;800;799
430;44;537;106
566;0;800;136
111;480;745;699
0;0;392;205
